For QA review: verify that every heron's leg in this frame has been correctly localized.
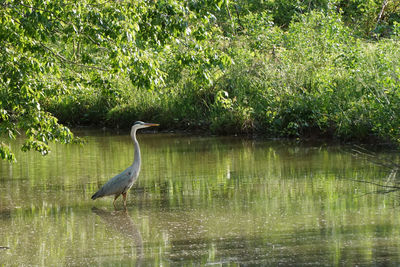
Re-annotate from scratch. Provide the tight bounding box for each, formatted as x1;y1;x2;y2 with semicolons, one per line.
122;192;127;210
113;194;120;210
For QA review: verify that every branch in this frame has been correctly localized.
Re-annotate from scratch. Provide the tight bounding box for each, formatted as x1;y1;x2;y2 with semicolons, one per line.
351;145;400;170
11;2;70;25
377;0;389;25
373;0;390;34
84;35;101;46
39;42;109;71
350;178;400;190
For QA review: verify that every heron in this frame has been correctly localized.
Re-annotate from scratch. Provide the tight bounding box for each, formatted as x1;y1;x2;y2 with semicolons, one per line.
91;121;159;209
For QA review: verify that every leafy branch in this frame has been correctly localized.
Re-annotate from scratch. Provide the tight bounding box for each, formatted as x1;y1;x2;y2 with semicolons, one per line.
39;41;109;71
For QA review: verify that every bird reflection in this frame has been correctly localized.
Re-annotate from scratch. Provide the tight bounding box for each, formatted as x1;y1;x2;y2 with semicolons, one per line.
92;207;143;265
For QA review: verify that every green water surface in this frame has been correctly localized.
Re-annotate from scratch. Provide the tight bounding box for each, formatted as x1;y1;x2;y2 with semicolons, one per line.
1;131;400;266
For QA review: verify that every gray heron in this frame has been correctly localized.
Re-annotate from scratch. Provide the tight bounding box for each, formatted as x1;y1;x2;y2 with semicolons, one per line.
91;121;159;209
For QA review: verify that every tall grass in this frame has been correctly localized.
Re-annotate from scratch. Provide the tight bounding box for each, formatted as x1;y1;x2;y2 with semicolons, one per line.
45;11;400;143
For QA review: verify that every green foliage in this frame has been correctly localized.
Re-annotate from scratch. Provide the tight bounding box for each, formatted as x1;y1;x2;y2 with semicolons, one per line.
0;0;227;161
1;0;400;161
339;0;400;37
210;90;254;134
42;9;400;143
219;10;400;141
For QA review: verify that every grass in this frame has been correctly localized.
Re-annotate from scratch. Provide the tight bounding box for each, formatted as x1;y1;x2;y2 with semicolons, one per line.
44;11;400;144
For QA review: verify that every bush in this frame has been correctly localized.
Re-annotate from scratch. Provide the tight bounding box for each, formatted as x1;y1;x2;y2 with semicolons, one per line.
42;10;400;144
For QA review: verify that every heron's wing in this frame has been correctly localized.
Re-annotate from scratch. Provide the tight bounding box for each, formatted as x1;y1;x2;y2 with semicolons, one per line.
93;166;133;198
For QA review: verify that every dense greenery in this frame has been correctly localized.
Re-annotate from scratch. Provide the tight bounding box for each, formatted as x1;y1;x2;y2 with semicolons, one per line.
1;0;400;160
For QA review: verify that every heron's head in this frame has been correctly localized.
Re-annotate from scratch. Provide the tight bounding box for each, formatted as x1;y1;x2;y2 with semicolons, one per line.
132;121;159;130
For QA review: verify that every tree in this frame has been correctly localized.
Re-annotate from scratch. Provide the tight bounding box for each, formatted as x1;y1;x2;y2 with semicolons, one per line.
0;0;225;161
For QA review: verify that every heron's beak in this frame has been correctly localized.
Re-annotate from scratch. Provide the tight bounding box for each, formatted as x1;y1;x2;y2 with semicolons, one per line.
144;123;159;127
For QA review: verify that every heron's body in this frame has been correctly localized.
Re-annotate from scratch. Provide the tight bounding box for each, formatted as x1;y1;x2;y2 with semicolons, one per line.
91;121;158;209
91;165;138;199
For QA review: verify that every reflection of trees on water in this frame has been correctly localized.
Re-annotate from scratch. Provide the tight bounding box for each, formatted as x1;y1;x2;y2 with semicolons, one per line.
351;146;400;195
91;207;143;265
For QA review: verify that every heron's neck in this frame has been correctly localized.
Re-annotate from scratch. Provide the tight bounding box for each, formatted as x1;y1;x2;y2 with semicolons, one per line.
131;129;141;171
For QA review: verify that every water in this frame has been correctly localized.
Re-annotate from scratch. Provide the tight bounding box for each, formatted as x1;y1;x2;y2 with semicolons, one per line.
1;131;400;266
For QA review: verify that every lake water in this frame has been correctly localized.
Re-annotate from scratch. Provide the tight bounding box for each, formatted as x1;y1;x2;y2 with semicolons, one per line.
1;131;400;266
